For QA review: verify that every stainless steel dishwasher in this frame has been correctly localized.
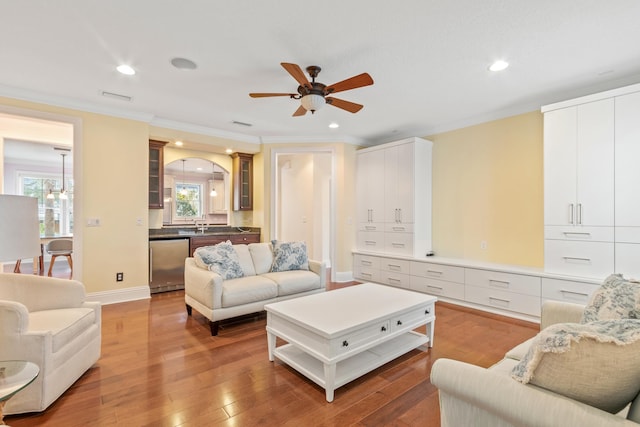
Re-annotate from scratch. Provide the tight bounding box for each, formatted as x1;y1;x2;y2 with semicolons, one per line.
149;238;189;293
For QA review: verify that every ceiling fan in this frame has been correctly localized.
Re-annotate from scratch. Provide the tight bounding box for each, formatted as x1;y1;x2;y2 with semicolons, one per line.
249;63;374;116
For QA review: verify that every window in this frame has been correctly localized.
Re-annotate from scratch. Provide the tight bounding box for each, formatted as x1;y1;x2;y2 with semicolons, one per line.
20;173;73;236
175;183;202;218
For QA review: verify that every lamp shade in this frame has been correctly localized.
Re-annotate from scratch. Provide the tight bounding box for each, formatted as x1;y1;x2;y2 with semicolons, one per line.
301;94;325;113
0;195;41;262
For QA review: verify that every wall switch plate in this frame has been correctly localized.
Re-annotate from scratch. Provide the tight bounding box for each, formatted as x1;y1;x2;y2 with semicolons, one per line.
87;218;101;227
116;272;123;282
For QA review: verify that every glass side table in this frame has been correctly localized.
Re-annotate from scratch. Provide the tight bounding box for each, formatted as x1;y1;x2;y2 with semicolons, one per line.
0;361;39;426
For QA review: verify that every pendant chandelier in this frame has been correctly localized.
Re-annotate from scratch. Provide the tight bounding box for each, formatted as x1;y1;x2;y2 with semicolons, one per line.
210;163;217;197
47;150;69;200
180;159;188;196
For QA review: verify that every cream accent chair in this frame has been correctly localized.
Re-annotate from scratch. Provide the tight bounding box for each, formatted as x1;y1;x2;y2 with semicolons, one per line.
0;273;101;414
431;301;640;426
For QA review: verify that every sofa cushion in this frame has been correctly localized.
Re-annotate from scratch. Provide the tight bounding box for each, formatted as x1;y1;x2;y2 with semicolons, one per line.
194;241;244;280
270;240;309;272
29;308;96;353
511;319;640;414
221;276;278;308
261;270;321;296
248;243;274;275
233;244;256;277
582;274;640;323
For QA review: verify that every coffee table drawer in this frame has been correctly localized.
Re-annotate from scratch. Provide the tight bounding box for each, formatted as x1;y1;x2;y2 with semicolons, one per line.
391;303;435;332
332;320;390;355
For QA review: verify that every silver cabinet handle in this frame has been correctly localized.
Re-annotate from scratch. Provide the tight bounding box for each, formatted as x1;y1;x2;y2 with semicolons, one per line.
365;240;377;245
399;208;402;223
568;204;574;224
361;260;372;266
563;232;591;237
392;226;406;231
563;256;591;262
577;203;582;225
489;296;510;305
387;263;402;270
388;277;401;283
391;242;405;247
427;269;443;275
365;225;377;230
426;285;443;292
560;289;589;297
489;279;510;288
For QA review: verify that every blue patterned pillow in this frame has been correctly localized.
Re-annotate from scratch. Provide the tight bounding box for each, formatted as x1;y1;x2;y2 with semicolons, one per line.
194;241;244;280
582;274;640;323
270;240;309;272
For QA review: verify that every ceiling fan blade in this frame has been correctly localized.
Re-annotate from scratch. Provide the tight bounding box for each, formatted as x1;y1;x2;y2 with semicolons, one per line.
249;93;296;98
326;97;363;113
325;73;374;94
281;63;311;88
292;105;307;117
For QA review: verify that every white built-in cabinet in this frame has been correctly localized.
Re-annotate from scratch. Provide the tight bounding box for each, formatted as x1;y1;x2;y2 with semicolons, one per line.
356;137;432;257
543;83;640;279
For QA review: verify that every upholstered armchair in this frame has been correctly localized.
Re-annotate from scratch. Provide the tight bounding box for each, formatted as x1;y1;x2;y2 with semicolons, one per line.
0;273;101;414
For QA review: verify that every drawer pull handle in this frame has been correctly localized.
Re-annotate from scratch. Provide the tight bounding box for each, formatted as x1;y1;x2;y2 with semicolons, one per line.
560;289;589;297
427;270;443;275
391;243;405;247
361;260;372;266
388;264;401;269
361;273;372;277
342;340;349;347
392;226;406;231
365;240;377;245
563;232;591;237
426;285;443;290
381;326;387;332
397;320;403;326
365;226;377;230
563;256;591;263
489;296;510;305
424;308;430;315
389;278;401;283
489;279;510;288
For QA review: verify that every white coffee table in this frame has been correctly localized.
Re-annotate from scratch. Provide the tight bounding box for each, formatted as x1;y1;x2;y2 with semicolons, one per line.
265;283;436;402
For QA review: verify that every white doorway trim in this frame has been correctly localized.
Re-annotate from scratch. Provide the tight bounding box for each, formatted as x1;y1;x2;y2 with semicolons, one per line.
0;104;83;280
270;146;337;282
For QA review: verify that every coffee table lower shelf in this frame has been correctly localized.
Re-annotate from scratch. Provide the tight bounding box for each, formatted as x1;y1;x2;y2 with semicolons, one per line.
273;331;428;402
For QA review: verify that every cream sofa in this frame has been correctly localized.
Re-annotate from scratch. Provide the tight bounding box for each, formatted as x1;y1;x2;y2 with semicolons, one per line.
185;242;326;335
432;300;640;426
0;273;101;415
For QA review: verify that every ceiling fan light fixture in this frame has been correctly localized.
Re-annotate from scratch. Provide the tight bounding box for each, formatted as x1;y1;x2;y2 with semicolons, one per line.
301;94;325;113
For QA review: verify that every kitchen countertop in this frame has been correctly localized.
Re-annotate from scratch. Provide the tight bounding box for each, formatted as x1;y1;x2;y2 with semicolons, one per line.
149;226;260;240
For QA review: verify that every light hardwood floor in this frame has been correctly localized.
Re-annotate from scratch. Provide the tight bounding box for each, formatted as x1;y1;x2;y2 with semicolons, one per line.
6;285;538;426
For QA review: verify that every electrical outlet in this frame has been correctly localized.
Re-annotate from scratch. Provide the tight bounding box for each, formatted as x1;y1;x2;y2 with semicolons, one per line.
116;272;123;282
480;240;488;250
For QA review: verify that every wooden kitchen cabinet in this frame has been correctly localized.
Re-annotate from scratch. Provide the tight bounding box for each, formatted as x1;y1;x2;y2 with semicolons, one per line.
231;153;253;211
149;140;167;209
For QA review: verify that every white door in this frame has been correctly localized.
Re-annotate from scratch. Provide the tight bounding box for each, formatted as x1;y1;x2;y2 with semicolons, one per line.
356;148;385;225
575;99;614;227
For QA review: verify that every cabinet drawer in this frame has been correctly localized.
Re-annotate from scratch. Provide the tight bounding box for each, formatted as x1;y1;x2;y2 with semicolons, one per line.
410;262;464;283
544;240;614;279
384;233;413;255
465;285;541;317
354;267;380;283
465;268;541;297
353;254;381;269
332;319;390;356
357;231;384;251
544;226;614;242
379;271;411;289
385;223;414;233
390;304;435;332
358;222;384;232
542;278;599;304
615;227;640;244
228;233;260;244
379;258;411;274
190;235;230;255
411;276;465;300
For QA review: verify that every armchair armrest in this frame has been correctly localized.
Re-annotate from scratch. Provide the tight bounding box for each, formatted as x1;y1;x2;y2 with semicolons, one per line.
0;300;29;335
308;259;327;289
0;273;86;311
431;358;634;427
540;300;585;330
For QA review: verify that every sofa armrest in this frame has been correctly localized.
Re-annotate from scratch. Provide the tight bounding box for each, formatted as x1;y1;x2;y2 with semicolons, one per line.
540;300;585;330
184;258;224;309
431;358;635;427
309;259;327;289
0;300;29;335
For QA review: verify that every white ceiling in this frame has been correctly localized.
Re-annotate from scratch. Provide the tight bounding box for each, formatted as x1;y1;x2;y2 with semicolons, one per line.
2;1;640;146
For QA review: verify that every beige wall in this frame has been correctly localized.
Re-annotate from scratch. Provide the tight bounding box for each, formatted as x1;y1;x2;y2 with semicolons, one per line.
426;111;544;267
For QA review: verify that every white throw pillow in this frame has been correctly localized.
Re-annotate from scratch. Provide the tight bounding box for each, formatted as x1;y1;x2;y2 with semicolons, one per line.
582;274;640;323
511;319;640;414
194;241;244;280
270;240;309;272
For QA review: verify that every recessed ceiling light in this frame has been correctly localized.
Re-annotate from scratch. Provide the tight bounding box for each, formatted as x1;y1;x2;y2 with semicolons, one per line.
225;148;233;154
116;64;136;75
329;122;339;129
489;60;509;72
171;57;197;70
175;140;183;146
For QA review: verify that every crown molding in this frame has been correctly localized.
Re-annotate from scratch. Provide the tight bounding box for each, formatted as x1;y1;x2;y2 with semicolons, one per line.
149;117;261;144
260;134;367;146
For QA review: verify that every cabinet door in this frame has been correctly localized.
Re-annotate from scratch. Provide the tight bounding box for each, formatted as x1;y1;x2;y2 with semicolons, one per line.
356;149;385;224
384;142;415;224
615;91;640;227
576;99;614;226
544;107;577;226
149;140;166;209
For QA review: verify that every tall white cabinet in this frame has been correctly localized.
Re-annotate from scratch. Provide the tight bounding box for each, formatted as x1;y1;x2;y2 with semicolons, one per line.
543;83;640;279
356;137;432;258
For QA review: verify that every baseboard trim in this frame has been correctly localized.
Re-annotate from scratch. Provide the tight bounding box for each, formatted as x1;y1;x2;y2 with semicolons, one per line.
334;270;354;283
87;286;151;305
